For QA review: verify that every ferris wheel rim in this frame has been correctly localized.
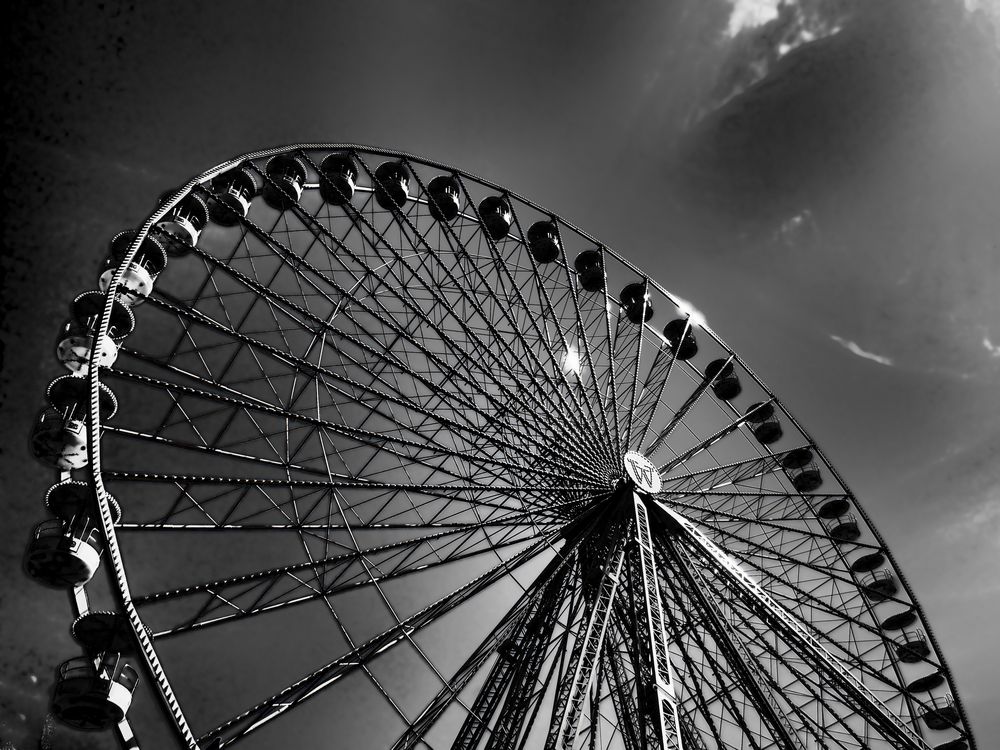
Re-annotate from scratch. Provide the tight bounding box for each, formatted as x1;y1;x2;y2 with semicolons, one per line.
66;143;978;749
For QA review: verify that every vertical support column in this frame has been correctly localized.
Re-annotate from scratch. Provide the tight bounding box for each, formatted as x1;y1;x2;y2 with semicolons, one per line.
548;536;627;750
632;493;683;750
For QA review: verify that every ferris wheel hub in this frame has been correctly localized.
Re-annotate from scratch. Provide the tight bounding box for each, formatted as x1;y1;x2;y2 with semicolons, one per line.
622;450;661;494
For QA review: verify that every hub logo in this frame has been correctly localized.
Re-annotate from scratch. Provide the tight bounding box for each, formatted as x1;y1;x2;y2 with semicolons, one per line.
623;451;661;494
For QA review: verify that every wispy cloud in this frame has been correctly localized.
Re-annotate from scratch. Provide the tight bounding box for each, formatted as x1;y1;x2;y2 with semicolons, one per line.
829;335;894;366
726;0;780;36
982;333;1000;358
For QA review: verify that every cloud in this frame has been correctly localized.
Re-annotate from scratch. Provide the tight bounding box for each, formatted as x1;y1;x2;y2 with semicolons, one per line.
829;335;894;366
726;0;780;36
982;334;1000;358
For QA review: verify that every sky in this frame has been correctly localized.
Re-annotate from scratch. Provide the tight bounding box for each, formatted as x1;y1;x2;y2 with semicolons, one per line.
2;0;999;747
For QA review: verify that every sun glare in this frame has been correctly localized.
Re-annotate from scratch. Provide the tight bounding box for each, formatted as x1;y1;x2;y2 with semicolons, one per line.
562;344;583;377
672;294;709;329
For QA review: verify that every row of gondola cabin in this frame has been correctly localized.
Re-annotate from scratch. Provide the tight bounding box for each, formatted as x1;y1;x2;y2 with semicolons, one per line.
374;160;410;210
744;401;782;444
25;479;140;730
664;318;698;360
480;195;513;240
155;192;209;255
319;153;359;205
703;358;741;400
206;156;561;264
895;629;931;663
24;481;120;588
780;447;823;492
31;376;117;471
98;231;167;307
527;221;560;263
262;154;308;211
862;569;899;600
51;653;138;731
825;513;860;542
619;282;653;324
72;610;140;655
574;250;604;291
922;694;961;731
428;175;461;222
56;292;134;375
209;166;258;225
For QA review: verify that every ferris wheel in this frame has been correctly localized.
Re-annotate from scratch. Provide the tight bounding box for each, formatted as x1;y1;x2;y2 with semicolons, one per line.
25;144;976;750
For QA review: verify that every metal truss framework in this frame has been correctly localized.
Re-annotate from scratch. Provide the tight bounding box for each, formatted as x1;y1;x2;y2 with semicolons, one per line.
31;144;975;750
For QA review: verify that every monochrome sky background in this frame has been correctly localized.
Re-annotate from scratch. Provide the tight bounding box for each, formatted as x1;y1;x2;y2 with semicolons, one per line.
2;0;999;747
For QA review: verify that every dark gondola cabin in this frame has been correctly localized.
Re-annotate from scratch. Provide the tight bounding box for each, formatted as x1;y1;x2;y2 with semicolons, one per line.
319;153;359;205
262;154;308;210
527;220;560;263
210;166;258;225
619;282;653;324
427;175;462;222
479;195;513;240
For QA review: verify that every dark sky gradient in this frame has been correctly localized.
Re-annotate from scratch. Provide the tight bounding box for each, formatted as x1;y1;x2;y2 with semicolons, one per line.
2;1;999;747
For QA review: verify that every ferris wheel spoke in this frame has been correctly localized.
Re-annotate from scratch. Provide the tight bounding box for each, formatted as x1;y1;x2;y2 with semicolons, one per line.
104;365;495;466
689;571;889;750
150;214;299;438
654;398;778;476
627;344;678;455
102;419;518;498
662;509;906;635
620;281;650;451
566;274;622;447
643;354;734;458
275;168;606;473
135;508;554;607
586;248;622;454
103;472;593;531
155;213;282;382
655;506;931;749
675;526;927;695
657;444;812;495
166;232;580;488
600;639;644;750
133;295;598;488
390;561;574;750
141;524;544;640
670;541;923;749
657;505;897;646
604;315;645;455
661;492;863;539
439;174;610;463
545;221;616;454
652;554;772;750
168;240;597;484
504;252;611;464
660;537;814;749
200;529;559;748
371;159;601;447
102;363;585;493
